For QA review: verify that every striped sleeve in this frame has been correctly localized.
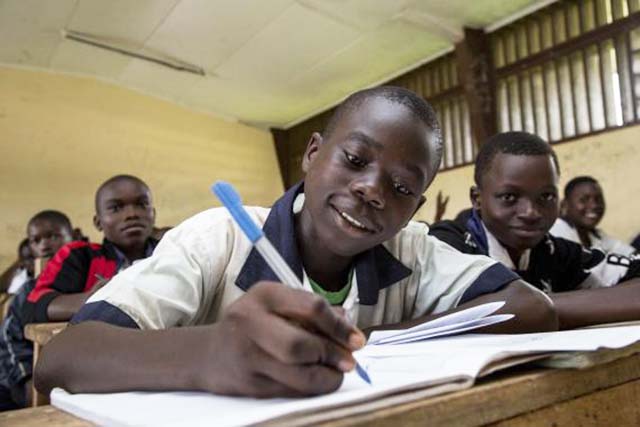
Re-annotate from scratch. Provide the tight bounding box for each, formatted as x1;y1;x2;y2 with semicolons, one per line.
24;242;99;322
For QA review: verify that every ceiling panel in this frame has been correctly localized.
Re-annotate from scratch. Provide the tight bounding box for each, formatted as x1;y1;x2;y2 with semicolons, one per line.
213;2;361;86
0;0;554;128
68;0;180;46
0;0;76;66
296;0;413;31
410;0;540;28
49;38;132;77
144;0;292;72
118;59;202;104
282;18;452;126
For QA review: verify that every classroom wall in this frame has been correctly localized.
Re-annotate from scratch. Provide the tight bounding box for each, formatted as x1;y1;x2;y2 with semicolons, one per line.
416;125;640;242
0;67;283;271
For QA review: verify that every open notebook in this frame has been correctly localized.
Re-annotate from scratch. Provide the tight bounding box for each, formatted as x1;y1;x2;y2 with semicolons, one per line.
51;304;640;427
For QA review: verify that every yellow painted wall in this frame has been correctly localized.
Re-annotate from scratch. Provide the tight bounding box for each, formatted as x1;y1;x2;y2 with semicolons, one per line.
415;125;640;243
0;67;283;270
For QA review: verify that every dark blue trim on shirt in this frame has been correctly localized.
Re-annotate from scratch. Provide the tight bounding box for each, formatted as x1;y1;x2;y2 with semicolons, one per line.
71;301;140;329
458;263;519;305
466;209;488;254
235;181;412;305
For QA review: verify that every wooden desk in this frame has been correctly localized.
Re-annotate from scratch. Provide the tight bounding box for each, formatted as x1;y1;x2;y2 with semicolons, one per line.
23;322;67;407
2;350;640;427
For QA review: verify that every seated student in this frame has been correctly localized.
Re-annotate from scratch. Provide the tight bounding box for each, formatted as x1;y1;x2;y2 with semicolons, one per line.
430;131;640;330
0;210;74;410
549;176;636;256
632;233;640;252
35;86;556;399
23;175;158;323
0;239;34;295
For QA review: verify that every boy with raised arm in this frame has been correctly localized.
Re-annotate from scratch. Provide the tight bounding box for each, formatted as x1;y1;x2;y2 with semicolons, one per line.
36;87;556;399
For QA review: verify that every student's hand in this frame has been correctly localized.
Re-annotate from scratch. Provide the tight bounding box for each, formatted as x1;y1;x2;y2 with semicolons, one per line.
200;281;365;397
434;191;450;223
88;277;109;296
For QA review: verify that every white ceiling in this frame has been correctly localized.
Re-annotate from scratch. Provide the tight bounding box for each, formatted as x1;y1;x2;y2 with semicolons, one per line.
0;0;554;128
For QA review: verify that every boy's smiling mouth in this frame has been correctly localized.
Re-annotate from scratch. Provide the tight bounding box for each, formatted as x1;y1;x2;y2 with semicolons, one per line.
330;205;377;234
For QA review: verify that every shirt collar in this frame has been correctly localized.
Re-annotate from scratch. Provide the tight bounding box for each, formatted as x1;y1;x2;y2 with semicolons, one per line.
103;238;158;271
235;181;412;305
466;211;531;270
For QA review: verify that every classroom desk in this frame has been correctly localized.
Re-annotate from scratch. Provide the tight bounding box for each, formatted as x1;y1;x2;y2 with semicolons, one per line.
23;322;68;407
2;349;640;427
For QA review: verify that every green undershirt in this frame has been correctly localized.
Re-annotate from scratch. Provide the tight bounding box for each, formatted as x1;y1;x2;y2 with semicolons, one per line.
308;270;353;305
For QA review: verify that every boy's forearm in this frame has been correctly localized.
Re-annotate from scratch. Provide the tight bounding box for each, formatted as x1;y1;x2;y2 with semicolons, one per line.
550;278;640;330
35;321;214;395
365;280;559;335
457;279;558;333
46;293;92;321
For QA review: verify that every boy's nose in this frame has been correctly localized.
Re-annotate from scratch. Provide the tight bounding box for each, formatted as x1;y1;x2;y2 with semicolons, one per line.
518;200;542;221
351;177;385;209
123;204;140;218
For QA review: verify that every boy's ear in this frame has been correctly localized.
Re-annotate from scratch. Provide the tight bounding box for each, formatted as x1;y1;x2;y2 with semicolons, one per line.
93;214;102;232
470;186;481;210
301;132;323;173
559;199;567;216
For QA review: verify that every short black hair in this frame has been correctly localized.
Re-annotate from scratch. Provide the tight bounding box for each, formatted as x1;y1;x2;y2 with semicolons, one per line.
27;210;73;233
564;176;599;199
95;174;150;213
474;131;560;187
323;86;443;171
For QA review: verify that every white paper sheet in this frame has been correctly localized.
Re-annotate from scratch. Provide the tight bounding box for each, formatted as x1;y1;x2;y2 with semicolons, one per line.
52;325;640;427
368;301;511;345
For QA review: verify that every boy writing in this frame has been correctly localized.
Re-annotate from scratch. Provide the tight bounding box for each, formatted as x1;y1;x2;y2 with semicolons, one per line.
550;176;636;256
36;87;556;399
0;210;74;410
430;131;640;330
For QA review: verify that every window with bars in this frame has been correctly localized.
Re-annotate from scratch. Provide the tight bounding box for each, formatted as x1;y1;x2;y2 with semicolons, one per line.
389;54;475;170
492;0;640;142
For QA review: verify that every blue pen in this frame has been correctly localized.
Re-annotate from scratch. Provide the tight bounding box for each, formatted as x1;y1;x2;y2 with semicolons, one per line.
212;181;371;385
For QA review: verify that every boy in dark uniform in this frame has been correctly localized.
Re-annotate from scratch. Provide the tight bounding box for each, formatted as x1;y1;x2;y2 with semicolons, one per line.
430;131;640;330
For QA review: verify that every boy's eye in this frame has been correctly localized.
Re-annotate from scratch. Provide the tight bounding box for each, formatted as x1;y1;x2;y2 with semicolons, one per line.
540;193;557;203
109;204;122;212
394;182;413;196
344;151;366;168
498;193;517;203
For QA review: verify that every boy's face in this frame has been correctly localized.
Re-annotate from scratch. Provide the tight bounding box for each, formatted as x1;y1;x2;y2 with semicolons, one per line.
27;219;73;258
564;182;605;230
94;180;155;250
301;97;436;257
472;153;559;253
18;242;35;275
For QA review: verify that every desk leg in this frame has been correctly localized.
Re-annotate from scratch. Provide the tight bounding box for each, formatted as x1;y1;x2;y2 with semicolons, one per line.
30;343;49;407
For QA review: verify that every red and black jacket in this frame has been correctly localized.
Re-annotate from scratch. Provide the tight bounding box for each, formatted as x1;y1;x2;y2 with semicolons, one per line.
24;239;156;323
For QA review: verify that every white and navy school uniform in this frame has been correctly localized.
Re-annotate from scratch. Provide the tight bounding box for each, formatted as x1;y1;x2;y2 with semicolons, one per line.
73;183;520;331
430;210;640;293
550;217;637;257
